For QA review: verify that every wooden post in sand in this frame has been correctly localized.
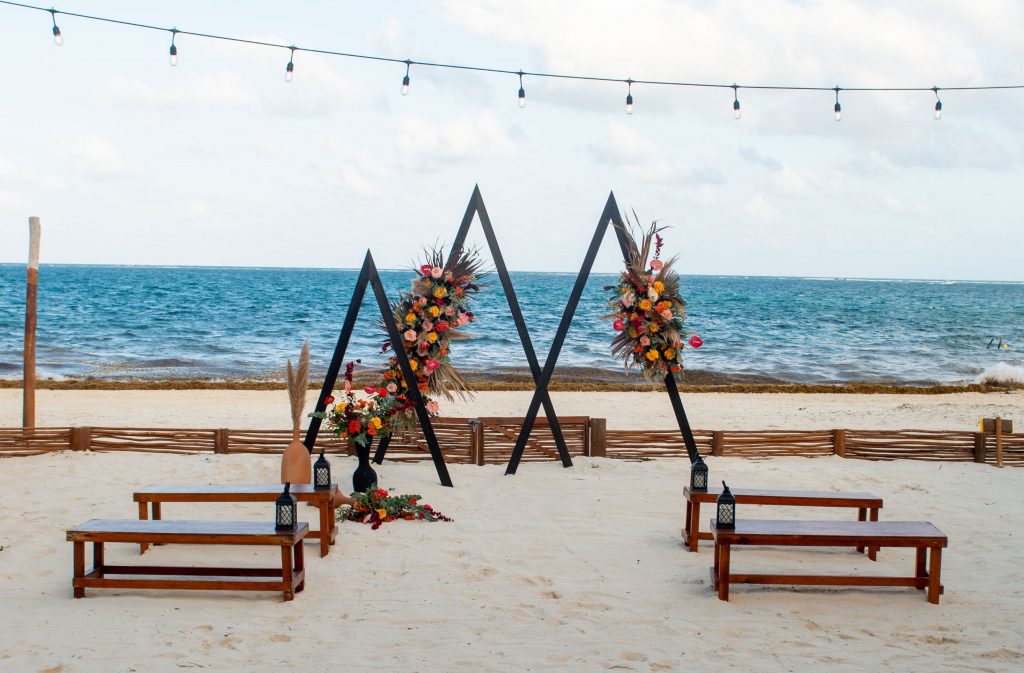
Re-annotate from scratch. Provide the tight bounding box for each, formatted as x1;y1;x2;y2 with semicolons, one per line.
23;217;41;429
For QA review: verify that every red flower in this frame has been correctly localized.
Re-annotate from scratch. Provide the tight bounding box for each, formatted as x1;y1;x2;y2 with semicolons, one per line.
613;319;624;332
377;387;388;397
364;385;377;395
376;489;388;497
688;336;703;349
436;320;449;332
420;264;432;276
348;420;361;433
324;395;335;405
409;497;417;505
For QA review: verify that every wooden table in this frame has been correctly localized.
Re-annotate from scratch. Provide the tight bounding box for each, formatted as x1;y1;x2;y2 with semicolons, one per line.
683;486;883;559
710;519;947;604
134;483;339;557
67;519;307;601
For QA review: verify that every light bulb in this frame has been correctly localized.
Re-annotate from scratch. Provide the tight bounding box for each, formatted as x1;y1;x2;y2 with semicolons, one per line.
934;100;942;120
733;99;741;120
834;102;842;122
402;75;410;96
626;94;634;115
52;25;63;46
518;87;526;108
169;44;178;67
285;61;294;82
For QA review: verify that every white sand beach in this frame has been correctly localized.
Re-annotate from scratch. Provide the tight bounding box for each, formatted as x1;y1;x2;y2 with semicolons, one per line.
0;389;1023;671
1;450;1022;672
1;389;1022;430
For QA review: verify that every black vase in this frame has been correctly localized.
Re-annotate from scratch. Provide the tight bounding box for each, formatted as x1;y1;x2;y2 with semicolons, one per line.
352;436;378;493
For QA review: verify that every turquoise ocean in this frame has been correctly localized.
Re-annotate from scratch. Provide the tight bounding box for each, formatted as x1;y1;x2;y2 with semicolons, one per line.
0;264;1021;385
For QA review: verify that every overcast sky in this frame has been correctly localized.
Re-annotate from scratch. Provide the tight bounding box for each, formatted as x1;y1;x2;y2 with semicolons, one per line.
1;0;1023;279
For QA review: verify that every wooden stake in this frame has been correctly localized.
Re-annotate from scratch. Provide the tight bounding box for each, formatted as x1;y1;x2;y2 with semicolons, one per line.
995;416;1004;468
23;217;40;429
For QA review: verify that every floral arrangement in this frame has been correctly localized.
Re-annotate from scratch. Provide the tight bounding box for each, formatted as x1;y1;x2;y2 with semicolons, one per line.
341;486;453;530
606;217;702;380
381;247;485;420
317;359;405;446
316;247;485;443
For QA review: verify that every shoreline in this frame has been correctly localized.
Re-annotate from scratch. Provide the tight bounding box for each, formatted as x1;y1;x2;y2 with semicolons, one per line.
0;366;1018;394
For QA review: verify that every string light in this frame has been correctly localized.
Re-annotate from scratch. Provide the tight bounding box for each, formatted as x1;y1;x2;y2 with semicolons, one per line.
625;79;634;115
732;84;741;119
49;8;61;46
518;70;526;108
401;60;410;95
285;46;295;82
169;28;177;66
6;2;1024;115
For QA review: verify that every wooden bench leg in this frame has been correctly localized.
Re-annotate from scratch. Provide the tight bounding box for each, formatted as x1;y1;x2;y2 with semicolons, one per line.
683;500;693;547
73;541;85;598
294;541;305;593
93;541;104;577
689;501;701;553
856;508;866;553
927;548;942;605
281;545;294;601
152;502;162;520
329;501;338;546
138;502;150;555
318;503;330;557
915;547;927;589
717;543;730;601
868;508;879;561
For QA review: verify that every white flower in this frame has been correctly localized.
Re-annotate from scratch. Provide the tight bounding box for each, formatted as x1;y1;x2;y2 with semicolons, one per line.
647;287;659;301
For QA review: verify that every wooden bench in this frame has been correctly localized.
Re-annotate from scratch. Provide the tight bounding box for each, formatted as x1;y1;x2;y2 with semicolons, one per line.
134;483;339;557
683;486;883;559
67;519;307;601
710;519;947;604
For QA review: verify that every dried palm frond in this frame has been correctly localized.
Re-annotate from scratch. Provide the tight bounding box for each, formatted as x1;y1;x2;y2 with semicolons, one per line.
286;341;310;433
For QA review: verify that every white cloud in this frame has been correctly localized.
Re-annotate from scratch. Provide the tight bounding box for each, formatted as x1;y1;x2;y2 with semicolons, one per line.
61;135;132;180
396;111;517;166
103;73;259;108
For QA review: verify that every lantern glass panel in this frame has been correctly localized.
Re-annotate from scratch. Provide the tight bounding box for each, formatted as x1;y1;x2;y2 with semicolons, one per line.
313;453;331;489
717;501;735;526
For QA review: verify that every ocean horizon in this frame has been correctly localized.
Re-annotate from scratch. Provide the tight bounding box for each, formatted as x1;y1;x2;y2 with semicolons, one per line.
1;263;1021;385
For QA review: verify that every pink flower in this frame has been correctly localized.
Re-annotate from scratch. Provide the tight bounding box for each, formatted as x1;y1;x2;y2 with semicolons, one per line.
386;382;397;393
419;297;428;306
422;321;433;332
445;306;456;317
420;264;432;276
426;400;440;414
425;359;441;373
650;259;664;271
364;385;376;395
613;319;625;332
660;310;673;320
456;314;470;326
688;336;703;349
640;336;651;347
404;329;417;342
431;266;443;279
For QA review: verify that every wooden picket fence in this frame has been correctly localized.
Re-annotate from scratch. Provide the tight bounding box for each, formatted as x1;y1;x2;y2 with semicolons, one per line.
1;418;1022;466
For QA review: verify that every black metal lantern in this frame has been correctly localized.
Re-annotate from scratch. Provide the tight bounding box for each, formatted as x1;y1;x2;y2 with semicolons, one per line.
715;481;736;529
689;454;708;491
313;450;331;490
275;483;297;530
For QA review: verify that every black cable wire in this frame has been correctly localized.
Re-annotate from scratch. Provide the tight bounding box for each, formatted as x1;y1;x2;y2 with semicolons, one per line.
4;1;1024;94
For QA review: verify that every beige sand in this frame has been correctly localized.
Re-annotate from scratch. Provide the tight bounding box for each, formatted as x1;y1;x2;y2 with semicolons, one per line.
0;451;1022;672
1;390;1023;671
1;388;1022;430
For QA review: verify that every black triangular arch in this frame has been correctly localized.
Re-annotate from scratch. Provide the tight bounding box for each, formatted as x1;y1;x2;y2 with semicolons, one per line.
303;250;454;487
505;192;702;475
